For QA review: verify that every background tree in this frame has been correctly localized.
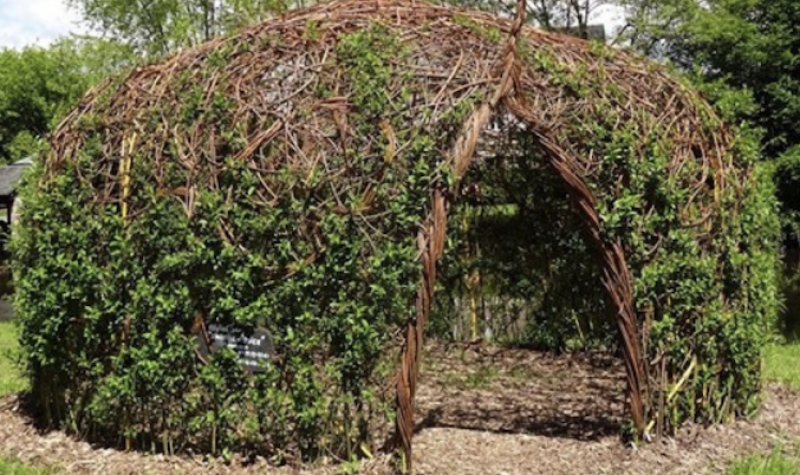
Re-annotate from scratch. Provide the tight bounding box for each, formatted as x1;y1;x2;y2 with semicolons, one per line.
445;0;614;38
617;0;800;242
0;46;85;163
0;37;134;164
67;0;306;57
612;0;694;56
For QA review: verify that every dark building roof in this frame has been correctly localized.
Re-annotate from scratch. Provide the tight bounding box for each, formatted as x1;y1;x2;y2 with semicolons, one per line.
0;157;32;200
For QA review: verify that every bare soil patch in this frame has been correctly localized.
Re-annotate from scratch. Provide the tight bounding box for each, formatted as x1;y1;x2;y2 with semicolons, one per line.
1;345;799;475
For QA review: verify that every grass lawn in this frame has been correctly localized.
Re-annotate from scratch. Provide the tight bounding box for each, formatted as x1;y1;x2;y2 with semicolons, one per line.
724;452;800;475
764;341;800;391
0;321;25;397
0;458;56;475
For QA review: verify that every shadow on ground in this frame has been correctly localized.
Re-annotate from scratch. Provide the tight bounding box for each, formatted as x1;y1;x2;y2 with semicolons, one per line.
414;346;625;441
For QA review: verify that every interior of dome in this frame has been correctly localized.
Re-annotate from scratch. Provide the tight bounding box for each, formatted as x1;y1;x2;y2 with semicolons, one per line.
432;111;616;350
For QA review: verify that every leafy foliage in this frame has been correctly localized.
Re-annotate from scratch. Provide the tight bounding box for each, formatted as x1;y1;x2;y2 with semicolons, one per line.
619;0;800;245
516;45;780;432
664;0;800;158
0;38;135;164
771;148;800;243
0;46;87;163
68;0;306;57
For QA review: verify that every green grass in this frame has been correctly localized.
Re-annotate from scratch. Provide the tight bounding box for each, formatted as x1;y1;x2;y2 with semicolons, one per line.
724;452;800;475
722;338;800;475
0;321;26;397
764;341;800;391
0;458;58;475
0;325;54;475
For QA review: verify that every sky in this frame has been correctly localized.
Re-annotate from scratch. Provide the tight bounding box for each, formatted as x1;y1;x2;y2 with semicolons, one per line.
595;4;626;35
0;0;85;49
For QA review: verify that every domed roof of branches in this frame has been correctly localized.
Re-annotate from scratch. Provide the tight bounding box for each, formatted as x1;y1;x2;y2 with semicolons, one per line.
48;0;738;212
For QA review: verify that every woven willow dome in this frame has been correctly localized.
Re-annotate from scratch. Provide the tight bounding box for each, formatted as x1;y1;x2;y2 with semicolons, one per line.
14;0;779;468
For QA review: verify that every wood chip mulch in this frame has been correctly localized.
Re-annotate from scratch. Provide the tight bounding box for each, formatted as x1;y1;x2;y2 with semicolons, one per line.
2;345;799;475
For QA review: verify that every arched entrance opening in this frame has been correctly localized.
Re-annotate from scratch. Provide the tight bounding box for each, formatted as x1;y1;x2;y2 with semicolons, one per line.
409;108;627;441
431;112;616;350
395;99;647;470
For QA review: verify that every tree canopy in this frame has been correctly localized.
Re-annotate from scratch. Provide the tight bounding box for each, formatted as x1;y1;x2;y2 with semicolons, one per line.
67;0;304;56
0;37;136;164
0;44;89;164
625;0;800;157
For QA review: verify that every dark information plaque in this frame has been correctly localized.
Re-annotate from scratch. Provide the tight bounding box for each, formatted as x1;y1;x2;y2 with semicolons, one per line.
197;324;274;373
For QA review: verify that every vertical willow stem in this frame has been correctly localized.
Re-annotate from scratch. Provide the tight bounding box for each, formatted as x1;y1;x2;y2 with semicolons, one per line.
212;422;217;456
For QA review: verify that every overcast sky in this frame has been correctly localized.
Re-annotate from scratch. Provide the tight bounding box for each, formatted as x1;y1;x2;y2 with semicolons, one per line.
0;0;85;49
0;0;626;50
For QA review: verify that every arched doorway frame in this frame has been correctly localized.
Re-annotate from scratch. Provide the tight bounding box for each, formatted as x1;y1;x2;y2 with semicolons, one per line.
394;4;646;469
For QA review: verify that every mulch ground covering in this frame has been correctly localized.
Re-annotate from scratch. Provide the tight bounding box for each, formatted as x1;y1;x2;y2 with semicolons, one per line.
1;345;798;475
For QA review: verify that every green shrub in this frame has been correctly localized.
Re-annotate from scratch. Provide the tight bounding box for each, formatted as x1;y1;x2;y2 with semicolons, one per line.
11;26;447;460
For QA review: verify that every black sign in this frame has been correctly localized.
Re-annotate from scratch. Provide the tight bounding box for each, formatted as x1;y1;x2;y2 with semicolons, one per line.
198;324;274;373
